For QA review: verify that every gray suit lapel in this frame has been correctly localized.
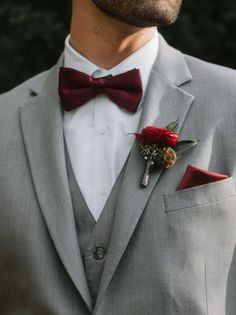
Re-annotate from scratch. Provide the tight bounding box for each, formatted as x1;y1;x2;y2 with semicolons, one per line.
95;35;195;310
19;57;93;312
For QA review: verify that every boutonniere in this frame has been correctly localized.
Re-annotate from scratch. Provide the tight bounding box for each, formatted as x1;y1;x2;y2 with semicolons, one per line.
135;119;199;187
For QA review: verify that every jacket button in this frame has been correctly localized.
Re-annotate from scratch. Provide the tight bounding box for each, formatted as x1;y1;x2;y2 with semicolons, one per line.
93;247;106;260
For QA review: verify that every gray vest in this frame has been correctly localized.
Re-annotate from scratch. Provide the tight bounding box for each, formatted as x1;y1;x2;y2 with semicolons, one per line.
65;146;126;305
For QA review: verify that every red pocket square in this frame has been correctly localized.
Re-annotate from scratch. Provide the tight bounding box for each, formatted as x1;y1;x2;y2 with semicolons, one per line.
177;165;229;191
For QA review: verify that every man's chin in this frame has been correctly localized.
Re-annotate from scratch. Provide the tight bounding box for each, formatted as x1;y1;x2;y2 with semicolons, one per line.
91;0;182;28
120;16;179;28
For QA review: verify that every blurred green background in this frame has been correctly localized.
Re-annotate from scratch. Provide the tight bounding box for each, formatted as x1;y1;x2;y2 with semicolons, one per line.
0;0;236;93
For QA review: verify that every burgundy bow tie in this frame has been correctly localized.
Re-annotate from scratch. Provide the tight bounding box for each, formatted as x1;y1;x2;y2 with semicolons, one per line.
58;67;143;113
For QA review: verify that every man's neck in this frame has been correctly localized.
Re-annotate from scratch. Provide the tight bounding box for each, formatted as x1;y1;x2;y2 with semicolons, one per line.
70;0;156;69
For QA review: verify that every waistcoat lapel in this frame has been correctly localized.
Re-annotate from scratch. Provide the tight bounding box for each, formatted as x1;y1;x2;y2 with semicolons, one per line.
19;56;93;312
95;35;195;310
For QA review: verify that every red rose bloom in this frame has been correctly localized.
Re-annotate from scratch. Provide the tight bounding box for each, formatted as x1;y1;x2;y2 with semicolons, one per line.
136;126;179;147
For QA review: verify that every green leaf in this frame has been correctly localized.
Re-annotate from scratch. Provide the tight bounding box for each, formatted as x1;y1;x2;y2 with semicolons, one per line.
166;118;179;131
175;140;199;154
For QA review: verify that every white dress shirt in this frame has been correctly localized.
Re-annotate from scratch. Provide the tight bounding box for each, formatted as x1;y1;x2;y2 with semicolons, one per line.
63;31;159;221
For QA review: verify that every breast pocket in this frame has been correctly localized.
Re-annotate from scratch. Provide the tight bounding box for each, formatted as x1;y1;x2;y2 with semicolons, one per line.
163;177;236;213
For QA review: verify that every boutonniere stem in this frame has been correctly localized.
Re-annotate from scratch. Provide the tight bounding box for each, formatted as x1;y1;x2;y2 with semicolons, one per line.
141;159;154;187
135;119;199;187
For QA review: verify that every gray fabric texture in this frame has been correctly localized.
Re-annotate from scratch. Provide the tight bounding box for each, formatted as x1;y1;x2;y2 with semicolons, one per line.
0;34;236;314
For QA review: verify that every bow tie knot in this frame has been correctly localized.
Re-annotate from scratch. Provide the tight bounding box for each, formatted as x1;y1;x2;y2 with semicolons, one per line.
58;67;143;113
90;75;112;93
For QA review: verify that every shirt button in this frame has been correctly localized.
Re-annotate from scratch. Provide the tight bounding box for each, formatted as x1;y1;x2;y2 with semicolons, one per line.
93;247;106;260
93;69;103;78
100;188;107;196
98;127;108;135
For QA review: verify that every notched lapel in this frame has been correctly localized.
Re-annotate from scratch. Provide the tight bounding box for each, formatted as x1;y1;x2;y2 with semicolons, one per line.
19;61;93;312
95;35;195;310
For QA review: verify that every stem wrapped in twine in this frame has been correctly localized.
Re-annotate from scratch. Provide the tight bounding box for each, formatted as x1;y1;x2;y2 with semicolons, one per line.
141;159;153;188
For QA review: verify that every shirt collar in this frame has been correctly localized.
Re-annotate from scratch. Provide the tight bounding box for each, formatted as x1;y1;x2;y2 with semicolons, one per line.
64;30;159;105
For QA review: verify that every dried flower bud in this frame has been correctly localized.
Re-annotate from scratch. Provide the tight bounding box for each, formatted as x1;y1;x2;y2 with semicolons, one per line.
160;147;177;168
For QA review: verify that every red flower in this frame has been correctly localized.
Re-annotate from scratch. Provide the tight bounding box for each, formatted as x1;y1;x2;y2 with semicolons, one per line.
136;126;179;147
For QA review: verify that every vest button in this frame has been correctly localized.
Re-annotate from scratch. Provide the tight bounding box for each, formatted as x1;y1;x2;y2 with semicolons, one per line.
93;247;106;260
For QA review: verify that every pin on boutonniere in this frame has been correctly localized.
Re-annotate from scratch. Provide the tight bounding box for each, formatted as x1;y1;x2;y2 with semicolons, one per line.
135;118;199;187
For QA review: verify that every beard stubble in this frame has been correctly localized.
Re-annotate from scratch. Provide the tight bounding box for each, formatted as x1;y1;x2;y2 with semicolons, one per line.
91;0;182;28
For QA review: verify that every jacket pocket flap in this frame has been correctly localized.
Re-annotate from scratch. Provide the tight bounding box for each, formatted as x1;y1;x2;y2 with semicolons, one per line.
164;177;236;212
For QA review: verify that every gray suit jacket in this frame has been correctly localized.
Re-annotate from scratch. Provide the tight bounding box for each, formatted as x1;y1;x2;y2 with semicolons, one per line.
1;35;236;315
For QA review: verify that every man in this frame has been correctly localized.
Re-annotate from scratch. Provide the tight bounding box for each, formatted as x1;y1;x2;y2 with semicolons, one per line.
0;0;236;314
